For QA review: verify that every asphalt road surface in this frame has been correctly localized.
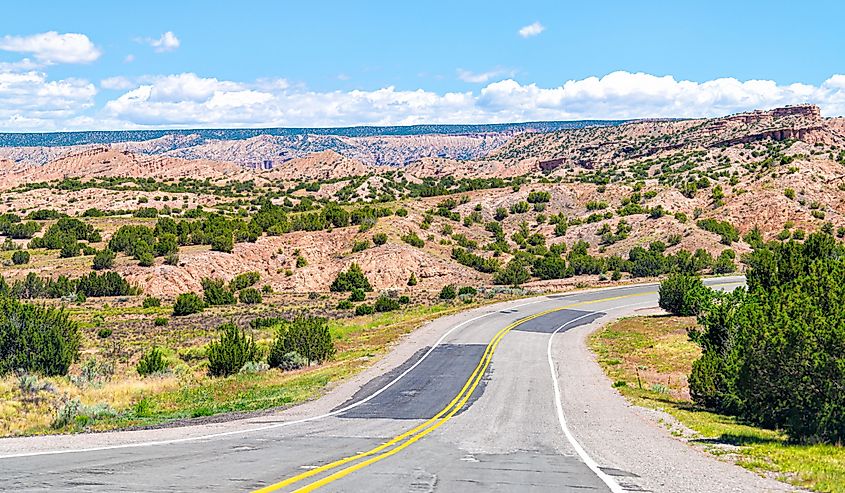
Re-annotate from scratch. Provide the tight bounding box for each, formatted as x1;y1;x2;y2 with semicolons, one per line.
1;278;745;492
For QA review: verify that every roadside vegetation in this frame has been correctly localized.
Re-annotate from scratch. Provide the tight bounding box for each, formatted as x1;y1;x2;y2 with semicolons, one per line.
0;267;510;436
591;229;845;492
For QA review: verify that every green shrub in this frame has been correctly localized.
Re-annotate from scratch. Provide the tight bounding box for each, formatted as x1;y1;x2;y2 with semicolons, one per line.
2;220;41;239
295;252;307;268
142;296;161;308
532;253;569;280
398;295;410;304
75;271;136;297
689;232;845;442
201;278;236;306
172;292;205;316
108;225;155;256
373;295;400;312
267;315;335;367
269;351;307;371
509;201;530;214
407;272;418;286
137;347;168;376
438;284;457;300
658;274;711;316
627;246;667;277
154;317;168;326
60;241;80;258
586;200;608;211
352;240;370;253
0;297;80;376
401;232;424;248
451;247;499;273
493;259;531;286
712;249;736;274
526;191;551;203
229;271;260;291
92;249;115;270
249;317;284;330
11;250;30;265
97;328;112;339
51;398;115;429
348;287;366;302
458;286;477;296
336;299;353;310
696;218;740;245
239;287;263;304
206;323;259;377
136;248;154;267
355;304;374;316
372;233;388;246
26;209;64;221
330;263;372;292
29;217;98;249
211;234;234;253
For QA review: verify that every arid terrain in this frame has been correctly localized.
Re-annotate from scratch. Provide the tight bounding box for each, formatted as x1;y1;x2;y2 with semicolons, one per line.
2;104;843;297
2;104;844;441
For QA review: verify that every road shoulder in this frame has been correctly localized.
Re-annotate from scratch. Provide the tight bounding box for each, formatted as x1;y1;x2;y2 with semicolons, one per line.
553;305;795;493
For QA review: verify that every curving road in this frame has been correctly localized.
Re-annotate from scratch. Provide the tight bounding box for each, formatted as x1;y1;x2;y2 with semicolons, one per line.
2;277;789;492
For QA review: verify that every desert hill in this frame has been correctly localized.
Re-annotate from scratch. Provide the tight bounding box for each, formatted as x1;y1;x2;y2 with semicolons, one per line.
2;105;845;296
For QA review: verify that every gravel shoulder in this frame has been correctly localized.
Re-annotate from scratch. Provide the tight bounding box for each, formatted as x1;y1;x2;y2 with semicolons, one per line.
554;304;796;493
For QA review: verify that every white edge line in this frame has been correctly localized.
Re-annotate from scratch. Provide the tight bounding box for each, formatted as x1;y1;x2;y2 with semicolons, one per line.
546;283;742;492
547;305;644;493
0;297;554;459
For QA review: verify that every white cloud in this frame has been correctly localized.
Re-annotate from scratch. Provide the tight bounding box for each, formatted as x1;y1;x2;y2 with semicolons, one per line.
0;32;101;64
518;22;545;38
124;54;135;63
93;71;845;130
148;32;180;53
4;70;845;131
97;71;845;129
457;68;514;84
0;70;96;130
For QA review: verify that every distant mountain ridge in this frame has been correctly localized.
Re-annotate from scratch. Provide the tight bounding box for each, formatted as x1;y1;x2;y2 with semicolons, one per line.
0;120;626;148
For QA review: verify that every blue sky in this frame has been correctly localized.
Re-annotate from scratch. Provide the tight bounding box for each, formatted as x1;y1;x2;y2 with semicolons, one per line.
0;0;843;131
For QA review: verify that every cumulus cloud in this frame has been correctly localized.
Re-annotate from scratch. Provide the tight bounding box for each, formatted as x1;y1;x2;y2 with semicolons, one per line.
94;71;845;129
0;32;101;64
518;22;545;38
457;68;514;84
102;73;477;127
0;70;96;130
147;32;180;52
4;70;845;131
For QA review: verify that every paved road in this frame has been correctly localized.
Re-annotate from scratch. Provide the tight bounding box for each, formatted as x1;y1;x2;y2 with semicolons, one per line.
1;278;744;492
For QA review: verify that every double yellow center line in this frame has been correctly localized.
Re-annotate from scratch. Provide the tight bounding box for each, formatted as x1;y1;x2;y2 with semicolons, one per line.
254;292;651;493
